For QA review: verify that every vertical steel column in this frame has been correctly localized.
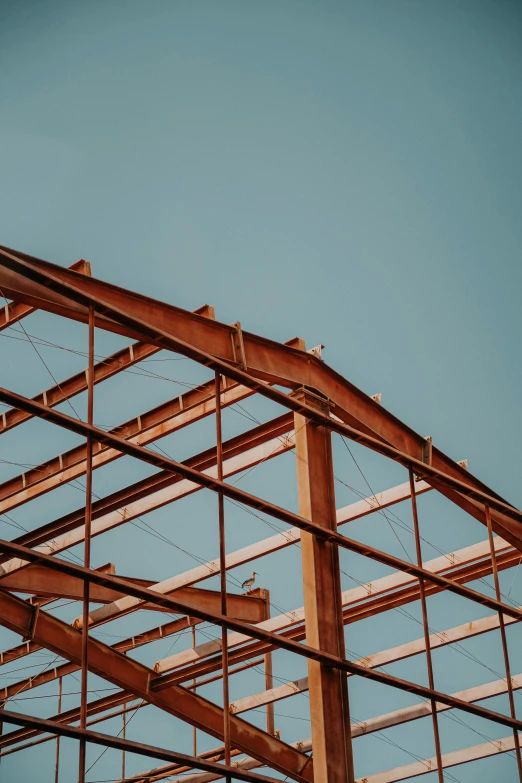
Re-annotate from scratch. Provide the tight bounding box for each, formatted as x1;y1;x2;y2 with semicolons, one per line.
293;387;354;783
192;625;197;756
121;681;126;780
79;305;94;783
409;467;444;783
55;677;62;783
262;590;275;737
215;372;231;779
485;503;522;779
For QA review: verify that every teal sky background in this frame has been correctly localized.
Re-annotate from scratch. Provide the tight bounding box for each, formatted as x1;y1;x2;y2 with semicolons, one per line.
0;2;521;781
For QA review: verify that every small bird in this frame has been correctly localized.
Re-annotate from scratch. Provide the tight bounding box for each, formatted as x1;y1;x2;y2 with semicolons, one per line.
242;571;258;592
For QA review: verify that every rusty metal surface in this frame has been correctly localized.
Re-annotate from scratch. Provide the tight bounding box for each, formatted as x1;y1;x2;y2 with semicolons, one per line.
293;388;354;782
0;246;520;548
0;248;520;783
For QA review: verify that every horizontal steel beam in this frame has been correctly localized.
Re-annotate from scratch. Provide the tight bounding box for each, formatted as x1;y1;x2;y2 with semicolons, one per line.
0;258;91;332
0;708;290;783
350;671;522;740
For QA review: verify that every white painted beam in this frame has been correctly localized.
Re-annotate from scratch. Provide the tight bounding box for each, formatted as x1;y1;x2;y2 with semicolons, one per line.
153;672;522;783
153;534;512;675
172;732;519;783
0;433;295;579
230;614;522;715
74;479;432;629
354;733;519;782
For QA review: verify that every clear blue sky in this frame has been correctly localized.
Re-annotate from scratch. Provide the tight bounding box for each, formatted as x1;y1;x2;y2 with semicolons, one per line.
0;2;521;781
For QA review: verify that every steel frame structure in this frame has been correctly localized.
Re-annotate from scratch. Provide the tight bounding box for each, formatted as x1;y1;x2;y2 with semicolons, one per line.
0;245;521;782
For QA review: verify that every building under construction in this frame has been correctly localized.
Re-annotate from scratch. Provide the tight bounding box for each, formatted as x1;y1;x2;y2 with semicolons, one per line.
0;246;521;782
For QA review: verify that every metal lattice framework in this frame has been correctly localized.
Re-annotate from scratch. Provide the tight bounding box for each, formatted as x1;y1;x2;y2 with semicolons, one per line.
0;245;521;783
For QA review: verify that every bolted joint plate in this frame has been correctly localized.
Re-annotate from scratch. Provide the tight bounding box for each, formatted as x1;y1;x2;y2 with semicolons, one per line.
289;386;333;417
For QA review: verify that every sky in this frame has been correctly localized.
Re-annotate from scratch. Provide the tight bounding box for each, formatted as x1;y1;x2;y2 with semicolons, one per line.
0;1;521;781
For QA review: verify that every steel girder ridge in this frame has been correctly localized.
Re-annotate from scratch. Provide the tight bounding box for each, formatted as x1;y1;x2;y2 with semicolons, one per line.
1;246;520;783
0;246;521;548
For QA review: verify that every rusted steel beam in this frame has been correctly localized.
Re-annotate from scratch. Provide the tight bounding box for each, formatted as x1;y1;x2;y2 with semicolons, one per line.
115;721;522;783
1;538;519;745
0;564;126;601
258;589;275;736
231;622;522;717
0;708;294;783
350;671;522;740
0;377;254;516
0;246;519;546
1;388;519;626
0;566;265;618
154;536;519;682
0;530;514;694
0;342;161;436
0;599;194;672
126;728;521;783
0;660;264;754
0;692;131;751
293;387;354;783
1;542;522;737
121;749;295;783
111;746;245;783
1;527;515;690
0;476;419;633
0;590;314;783
103;670;522;783
0;259;91;332
54;677;62;783
2;413;292;561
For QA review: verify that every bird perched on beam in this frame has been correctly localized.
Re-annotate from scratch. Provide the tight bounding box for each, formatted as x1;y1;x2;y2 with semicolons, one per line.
241;571;257;592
